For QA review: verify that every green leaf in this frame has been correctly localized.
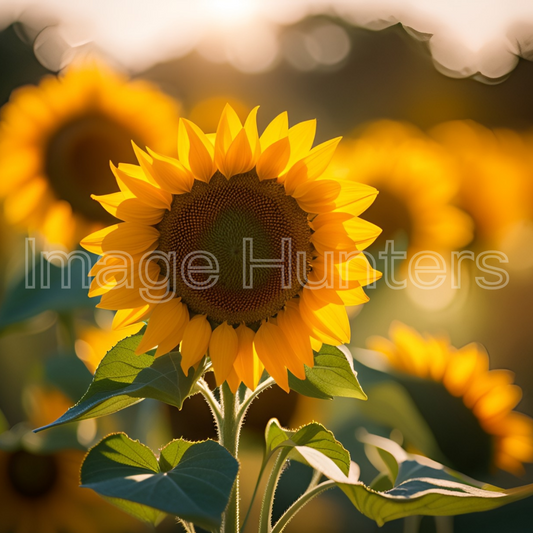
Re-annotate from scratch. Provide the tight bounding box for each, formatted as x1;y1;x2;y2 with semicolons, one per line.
288;345;367;400
81;433;239;530
265;418;351;478
103;497;164;525
0;252;97;330
335;432;533;526
35;330;205;432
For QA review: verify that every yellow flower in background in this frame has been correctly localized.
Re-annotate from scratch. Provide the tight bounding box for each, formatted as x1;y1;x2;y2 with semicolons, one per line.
75;318;143;374
368;322;533;475
82;105;381;392
0;449;145;533
0;62;180;249
431;121;533;247
0;387;143;533
325;121;473;259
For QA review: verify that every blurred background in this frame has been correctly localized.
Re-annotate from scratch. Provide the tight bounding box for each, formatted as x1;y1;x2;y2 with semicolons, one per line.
0;1;533;532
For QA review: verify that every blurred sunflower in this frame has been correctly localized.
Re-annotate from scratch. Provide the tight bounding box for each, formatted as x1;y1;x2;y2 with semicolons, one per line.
325;121;473;260
82;105;381;392
0;62;180;249
0;387;143;533
368;322;533;475
431;121;533;247
75;315;143;374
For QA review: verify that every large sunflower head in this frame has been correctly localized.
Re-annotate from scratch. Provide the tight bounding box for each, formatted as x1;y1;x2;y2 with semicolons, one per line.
82;105;382;392
368;322;533;475
0;61;180;249
324;121;473;258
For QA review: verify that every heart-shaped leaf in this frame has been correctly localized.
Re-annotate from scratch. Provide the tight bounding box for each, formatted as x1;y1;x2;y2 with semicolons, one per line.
336;432;533;526
265;418;351;479
288;345;366;400
35;330;204;432
81;433;239;529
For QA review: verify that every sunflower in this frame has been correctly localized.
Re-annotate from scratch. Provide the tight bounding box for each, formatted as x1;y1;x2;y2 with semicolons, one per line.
82;105;381;392
74;314;143;374
0;388;143;533
367;322;533;475
0;62;180;249
324;121;473;259
431;120;533;247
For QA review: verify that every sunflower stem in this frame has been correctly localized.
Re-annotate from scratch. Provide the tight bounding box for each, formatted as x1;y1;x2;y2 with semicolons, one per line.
220;382;241;533
258;449;290;533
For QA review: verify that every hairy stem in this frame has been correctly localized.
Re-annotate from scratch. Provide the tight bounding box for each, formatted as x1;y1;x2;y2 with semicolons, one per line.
221;383;241;533
258;450;290;533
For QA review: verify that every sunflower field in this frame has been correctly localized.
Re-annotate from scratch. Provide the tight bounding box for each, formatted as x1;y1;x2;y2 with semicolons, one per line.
0;3;533;533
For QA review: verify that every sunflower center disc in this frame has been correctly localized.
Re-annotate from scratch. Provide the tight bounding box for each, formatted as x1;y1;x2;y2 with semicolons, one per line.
7;451;58;498
45;113;142;222
158;171;312;326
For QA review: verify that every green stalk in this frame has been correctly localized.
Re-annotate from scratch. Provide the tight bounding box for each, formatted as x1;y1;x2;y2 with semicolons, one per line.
270;481;335;533
258;449;290;533
220;382;241;533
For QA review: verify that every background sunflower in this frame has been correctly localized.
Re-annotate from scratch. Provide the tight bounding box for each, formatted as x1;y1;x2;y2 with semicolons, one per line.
0;62;180;249
0;5;533;533
365;322;533;476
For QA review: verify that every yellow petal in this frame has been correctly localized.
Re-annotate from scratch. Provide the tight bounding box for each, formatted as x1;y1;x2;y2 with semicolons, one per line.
284;137;342;194
100;222;160;256
111;163;172;210
334;182;378;216
285;119;316;171
113;305;153;330
131;142;161;187
234;324;264;390
43;200;74;246
256;137;290;181
311;224;357;255
209;321;239;386
443;344;488;397
4;177;48;225
135;299;188;356
463;369;514;409
222;128;254;178
92;192;165;225
98;285;166;311
226;367;242;393
180;118;216;182
81;225;119;254
243;105;260;161
147;147;194;194
291;179;341;214
310;337;323;352
300;288;350;345
474;384;522;422
277;301;314;368
97;262;164;310
253;321;290;392
180;314;212;372
260;111;288;151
